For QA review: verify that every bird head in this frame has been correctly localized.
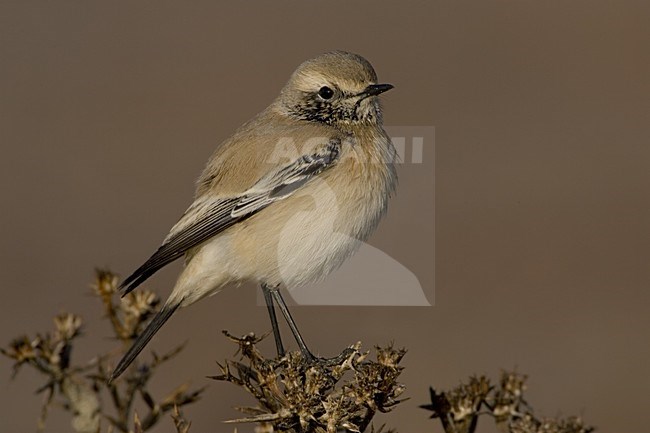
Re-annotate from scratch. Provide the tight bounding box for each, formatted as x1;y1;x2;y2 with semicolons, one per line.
277;51;393;127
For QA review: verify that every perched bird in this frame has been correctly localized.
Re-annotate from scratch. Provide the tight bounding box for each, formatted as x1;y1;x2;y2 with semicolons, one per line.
109;51;397;382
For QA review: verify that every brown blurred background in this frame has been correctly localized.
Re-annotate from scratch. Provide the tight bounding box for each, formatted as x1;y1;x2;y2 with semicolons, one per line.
1;1;649;432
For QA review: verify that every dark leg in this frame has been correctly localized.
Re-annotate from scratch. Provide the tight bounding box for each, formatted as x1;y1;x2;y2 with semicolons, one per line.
261;283;285;357
269;288;317;362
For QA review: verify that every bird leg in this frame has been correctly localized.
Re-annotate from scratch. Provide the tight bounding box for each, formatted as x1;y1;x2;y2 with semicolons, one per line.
261;283;285;358
266;285;317;363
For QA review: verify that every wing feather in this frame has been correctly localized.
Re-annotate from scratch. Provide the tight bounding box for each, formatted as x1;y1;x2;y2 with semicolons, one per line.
119;139;340;295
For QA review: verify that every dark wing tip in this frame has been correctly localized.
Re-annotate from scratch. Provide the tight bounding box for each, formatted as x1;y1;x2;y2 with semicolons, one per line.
118;275;137;297
118;245;180;297
118;265;164;297
118;269;148;297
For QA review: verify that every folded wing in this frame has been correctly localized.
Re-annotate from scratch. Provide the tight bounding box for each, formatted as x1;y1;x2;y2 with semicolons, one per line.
119;138;341;296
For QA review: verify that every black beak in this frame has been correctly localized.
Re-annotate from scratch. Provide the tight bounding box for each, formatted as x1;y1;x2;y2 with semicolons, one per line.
363;83;394;97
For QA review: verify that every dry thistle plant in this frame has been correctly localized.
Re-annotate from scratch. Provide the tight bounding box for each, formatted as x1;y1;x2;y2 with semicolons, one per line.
1;268;594;433
1;269;203;433
210;331;406;433
421;371;594;433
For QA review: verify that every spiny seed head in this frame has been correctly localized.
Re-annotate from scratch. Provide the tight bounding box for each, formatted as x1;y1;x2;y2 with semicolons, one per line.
92;269;119;297
121;290;159;318
2;336;37;362
53;313;83;341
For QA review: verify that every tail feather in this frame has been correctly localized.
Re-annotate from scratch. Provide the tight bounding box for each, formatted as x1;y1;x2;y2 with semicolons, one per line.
108;303;180;383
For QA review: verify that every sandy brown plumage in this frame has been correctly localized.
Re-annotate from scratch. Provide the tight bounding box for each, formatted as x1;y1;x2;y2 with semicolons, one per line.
110;51;396;382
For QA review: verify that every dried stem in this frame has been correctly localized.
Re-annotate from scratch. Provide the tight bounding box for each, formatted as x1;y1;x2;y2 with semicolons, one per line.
2;269;203;433
211;331;407;433
421;371;594;433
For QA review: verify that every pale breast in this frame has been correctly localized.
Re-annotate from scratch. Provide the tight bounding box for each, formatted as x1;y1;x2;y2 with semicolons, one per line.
230;127;397;289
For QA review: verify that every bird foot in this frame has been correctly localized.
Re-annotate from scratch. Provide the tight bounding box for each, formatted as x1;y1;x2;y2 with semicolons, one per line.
301;347;356;367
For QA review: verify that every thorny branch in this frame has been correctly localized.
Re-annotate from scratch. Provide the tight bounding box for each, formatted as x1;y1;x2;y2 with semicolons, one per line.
2;268;596;433
1;270;203;433
210;331;407;433
421;371;594;433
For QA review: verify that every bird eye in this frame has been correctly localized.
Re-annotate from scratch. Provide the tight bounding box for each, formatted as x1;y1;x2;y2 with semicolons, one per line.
318;86;334;100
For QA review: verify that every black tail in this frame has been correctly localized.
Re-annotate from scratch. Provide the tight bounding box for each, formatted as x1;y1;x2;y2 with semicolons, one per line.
108;303;180;383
